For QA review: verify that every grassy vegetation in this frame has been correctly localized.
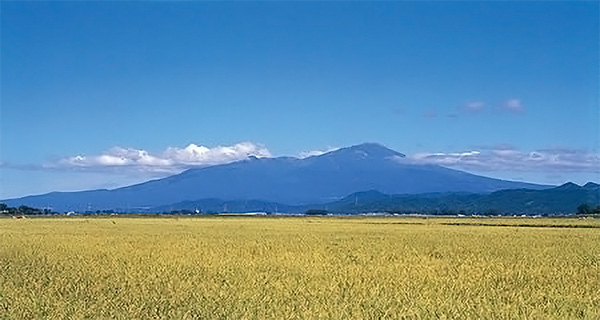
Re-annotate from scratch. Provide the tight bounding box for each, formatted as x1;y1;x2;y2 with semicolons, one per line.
1;216;599;319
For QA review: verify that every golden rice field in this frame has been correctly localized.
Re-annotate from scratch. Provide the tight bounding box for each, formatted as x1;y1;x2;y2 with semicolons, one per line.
1;216;599;319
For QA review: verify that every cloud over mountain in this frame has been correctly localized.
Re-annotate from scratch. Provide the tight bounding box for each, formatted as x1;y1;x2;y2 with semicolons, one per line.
409;147;600;173
50;142;271;172
298;147;340;159
32;143;600;181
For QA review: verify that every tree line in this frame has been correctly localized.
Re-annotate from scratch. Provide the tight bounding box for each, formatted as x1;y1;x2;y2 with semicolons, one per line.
0;203;54;215
2;202;599;217
577;203;600;215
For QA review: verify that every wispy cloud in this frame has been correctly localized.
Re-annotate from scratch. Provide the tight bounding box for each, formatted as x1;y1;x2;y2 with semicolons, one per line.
406;147;600;173
299;147;339;158
462;101;485;114
6;143;598;178
501;98;524;113
452;98;524;117
45;142;272;173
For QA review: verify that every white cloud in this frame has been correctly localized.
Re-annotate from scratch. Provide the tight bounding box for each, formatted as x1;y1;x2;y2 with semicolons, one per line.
163;142;271;166
50;142;272;172
502;99;524;112
14;143;600;180
406;147;600;173
462;101;485;113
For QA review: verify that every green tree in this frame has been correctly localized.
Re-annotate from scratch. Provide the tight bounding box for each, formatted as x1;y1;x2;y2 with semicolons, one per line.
577;203;591;215
17;205;41;215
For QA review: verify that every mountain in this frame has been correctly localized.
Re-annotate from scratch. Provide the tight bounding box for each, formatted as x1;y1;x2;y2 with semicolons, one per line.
3;143;549;212
582;182;599;190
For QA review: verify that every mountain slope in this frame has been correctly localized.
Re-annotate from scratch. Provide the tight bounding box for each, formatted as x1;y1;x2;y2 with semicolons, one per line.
3;143;549;212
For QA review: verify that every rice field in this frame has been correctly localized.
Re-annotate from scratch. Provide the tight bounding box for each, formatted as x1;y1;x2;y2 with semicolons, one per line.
1;216;599;319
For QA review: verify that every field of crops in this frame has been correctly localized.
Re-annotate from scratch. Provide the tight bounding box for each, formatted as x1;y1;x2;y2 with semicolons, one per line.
1;216;599;319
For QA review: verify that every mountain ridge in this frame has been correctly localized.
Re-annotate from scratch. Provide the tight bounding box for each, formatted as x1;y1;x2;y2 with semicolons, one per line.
151;182;599;215
3;143;552;212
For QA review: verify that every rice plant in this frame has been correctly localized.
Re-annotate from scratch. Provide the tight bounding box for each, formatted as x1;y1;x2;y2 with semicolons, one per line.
1;216;598;319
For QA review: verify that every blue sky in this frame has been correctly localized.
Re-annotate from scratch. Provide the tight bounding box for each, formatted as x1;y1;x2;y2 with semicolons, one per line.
1;1;599;199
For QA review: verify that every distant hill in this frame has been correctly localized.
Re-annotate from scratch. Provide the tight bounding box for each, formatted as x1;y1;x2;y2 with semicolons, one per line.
303;182;600;215
3;143;549;212
150;182;599;216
